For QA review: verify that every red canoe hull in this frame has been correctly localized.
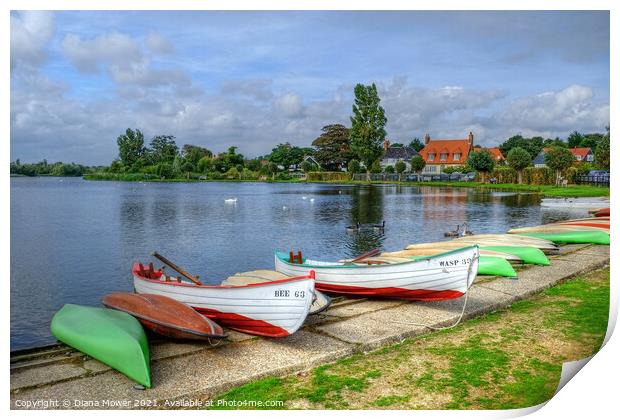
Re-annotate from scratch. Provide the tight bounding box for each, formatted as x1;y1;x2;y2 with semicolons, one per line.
103;293;226;340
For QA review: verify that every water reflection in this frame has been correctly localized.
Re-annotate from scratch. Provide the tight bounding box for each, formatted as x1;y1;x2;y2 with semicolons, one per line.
12;178;594;350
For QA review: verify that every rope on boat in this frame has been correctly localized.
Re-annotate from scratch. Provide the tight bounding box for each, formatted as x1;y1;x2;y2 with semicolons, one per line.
379;253;479;331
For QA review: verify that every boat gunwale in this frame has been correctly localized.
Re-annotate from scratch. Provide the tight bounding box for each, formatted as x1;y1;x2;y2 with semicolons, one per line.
132;263;315;289
275;245;479;270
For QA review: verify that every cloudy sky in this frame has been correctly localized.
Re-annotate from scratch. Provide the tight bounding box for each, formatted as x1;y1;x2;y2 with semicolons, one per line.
10;10;609;165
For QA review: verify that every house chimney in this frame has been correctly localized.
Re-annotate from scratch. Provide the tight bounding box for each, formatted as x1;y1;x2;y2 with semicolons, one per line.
424;133;430;145
468;131;474;144
383;139;391;151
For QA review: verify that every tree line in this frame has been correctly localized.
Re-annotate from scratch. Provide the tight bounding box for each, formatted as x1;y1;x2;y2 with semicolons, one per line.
11;82;610;182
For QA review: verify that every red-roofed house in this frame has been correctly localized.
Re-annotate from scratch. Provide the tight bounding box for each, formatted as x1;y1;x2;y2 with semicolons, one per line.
474;146;505;162
419;132;475;174
569;147;594;163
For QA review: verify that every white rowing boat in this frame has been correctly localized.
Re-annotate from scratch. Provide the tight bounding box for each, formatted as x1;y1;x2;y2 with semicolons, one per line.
222;269;331;314
274;246;480;301
132;262;315;338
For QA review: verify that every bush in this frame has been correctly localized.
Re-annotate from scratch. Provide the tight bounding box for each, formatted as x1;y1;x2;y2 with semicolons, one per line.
306;172;352;182
385;165;395;173
488;167;518;184
347;159;361;173
410;155;426;173
197;156;214;173
522;167;555;185
157;163;174;179
369;160;382;174
181;162;195;173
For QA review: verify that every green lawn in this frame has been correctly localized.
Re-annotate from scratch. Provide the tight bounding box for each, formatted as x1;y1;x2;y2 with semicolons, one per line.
208;267;610;410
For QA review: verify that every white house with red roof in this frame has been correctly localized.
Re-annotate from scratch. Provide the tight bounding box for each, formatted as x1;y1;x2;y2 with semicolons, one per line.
569;147;594;163
418;132;475;174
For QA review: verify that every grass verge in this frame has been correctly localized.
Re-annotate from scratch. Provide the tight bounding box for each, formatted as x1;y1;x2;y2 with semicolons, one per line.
208;267;610;410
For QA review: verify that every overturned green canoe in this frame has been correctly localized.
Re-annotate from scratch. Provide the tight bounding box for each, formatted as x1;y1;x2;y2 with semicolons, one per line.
480;246;550;266
477;256;518;277
412;255;517;277
513;231;610;245
51;304;151;388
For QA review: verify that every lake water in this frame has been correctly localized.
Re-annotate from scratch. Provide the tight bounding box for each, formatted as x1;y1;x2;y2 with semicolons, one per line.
10;177;590;350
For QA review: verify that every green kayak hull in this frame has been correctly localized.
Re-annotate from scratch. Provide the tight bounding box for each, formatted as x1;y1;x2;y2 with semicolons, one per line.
51;304;151;388
412;255;517;277
477;256;518;277
480;246;550;266
514;231;610;245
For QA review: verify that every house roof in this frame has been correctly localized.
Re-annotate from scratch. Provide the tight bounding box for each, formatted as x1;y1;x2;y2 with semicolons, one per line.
569;147;592;159
382;146;418;160
419;139;473;164
533;151;546;165
473;146;505;161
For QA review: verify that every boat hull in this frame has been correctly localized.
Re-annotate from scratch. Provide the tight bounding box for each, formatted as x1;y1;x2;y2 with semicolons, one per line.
102;293;227;341
132;264;315;338
274;246;479;301
511;231;610;245
50;304;151;388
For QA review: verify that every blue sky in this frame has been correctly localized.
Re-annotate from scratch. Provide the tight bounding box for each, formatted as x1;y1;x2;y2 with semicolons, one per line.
11;10;610;165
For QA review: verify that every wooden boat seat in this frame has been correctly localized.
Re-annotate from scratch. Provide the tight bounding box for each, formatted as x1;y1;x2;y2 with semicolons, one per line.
222;270;289;286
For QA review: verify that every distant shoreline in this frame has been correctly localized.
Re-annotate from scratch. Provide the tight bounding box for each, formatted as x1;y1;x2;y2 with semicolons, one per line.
73;173;609;198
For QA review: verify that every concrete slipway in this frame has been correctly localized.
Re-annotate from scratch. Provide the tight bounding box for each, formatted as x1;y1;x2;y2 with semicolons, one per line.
10;244;610;409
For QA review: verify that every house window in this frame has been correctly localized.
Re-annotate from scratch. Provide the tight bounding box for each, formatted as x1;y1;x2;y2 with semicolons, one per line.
453;153;461;161
428;153;435;161
440;153;447;161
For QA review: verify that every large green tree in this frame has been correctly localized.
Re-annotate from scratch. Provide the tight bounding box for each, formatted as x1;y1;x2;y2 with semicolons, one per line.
545;146;575;184
349;83;387;175
467;151;495;182
268;142;306;169
117;128;145;167
182;145;212;165
149;135;179;164
499;135;544;159
311;124;355;171
408;138;425;152
567;131;584;148
506;147;532;184
214;146;244;172
595;130;610;170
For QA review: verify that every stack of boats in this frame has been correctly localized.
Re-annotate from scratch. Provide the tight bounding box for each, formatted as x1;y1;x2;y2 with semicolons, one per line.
50;205;610;388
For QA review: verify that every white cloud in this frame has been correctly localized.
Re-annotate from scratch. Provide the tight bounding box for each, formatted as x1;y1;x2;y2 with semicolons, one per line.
10;11;55;72
61;32;141;73
495;85;609;134
274;92;304;118
145;32;174;54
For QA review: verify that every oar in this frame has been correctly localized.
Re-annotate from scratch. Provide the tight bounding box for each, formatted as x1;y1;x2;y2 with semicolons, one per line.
152;251;202;285
350;248;381;263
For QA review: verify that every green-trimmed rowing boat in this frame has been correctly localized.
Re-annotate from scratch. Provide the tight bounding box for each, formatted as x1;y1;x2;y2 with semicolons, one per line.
50;304;151;388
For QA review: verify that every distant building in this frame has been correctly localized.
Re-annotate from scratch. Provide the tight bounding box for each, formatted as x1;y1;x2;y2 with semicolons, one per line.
379;140;419;170
418;132;475;174
569;147;594;163
534;147;586;168
533;151;547;168
474;146;505;162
